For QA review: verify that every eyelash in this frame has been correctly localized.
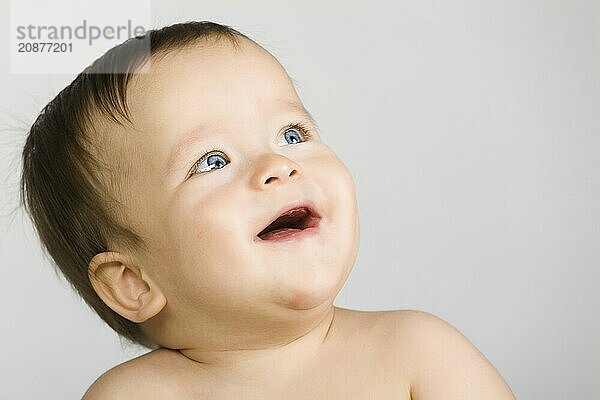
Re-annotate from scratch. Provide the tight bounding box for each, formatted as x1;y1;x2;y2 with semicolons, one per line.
186;122;314;179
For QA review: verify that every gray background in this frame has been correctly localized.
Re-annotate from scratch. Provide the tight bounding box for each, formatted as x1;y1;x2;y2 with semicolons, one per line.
1;1;598;399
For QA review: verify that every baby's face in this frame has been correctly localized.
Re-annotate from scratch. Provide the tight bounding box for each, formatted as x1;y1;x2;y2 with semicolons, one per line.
110;38;359;342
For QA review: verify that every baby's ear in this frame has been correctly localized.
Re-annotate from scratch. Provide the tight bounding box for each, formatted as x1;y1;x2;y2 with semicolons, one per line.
88;252;166;323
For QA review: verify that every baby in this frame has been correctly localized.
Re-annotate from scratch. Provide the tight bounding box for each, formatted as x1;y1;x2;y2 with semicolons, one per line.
20;21;516;399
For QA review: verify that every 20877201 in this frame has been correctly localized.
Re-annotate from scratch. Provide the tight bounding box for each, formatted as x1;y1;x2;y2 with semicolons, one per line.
17;42;72;53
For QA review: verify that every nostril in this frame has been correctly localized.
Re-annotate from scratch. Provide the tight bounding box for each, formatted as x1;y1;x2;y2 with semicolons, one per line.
263;168;298;184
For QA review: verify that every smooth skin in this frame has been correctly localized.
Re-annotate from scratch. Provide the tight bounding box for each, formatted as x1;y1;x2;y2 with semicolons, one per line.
84;37;516;399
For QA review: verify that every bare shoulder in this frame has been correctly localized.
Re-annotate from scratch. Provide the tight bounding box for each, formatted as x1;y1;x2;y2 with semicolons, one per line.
382;310;516;400
81;348;184;400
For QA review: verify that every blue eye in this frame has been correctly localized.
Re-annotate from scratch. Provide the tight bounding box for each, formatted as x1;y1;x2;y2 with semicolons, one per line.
279;128;302;145
186;122;313;179
277;123;313;146
189;151;229;176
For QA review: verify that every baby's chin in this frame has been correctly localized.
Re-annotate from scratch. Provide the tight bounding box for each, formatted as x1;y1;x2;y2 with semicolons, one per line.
285;289;326;310
274;267;347;312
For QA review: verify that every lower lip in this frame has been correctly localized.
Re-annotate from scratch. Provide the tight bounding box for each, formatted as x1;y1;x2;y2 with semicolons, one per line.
255;225;320;243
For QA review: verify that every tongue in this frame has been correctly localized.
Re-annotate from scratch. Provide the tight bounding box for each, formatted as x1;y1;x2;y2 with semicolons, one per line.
260;227;302;240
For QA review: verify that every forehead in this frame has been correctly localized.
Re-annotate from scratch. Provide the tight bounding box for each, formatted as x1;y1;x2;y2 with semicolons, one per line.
126;39;299;129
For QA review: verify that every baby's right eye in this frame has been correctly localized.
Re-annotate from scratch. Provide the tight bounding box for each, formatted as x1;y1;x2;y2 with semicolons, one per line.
188;150;230;178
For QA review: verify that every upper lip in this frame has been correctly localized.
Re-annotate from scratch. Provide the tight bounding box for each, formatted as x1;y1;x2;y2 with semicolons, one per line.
256;199;322;238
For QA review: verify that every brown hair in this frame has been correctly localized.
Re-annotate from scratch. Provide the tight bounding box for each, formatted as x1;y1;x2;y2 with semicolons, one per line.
19;21;250;349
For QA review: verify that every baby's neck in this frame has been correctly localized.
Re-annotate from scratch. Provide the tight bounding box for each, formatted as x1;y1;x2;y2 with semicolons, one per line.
175;306;338;384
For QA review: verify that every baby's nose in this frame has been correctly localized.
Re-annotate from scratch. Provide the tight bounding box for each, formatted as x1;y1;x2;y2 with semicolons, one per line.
250;153;301;189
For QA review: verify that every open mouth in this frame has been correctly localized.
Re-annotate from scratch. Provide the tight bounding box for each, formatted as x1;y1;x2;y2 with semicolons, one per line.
257;203;321;241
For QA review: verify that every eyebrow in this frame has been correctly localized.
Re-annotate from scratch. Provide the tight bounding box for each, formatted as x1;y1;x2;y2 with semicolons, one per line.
165;100;318;176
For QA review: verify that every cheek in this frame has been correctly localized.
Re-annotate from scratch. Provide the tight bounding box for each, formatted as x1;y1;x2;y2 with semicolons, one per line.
161;187;244;271
187;185;262;269
324;153;360;247
161;194;258;305
316;151;358;223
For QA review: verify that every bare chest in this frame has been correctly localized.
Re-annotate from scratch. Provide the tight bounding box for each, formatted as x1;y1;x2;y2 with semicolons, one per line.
178;324;410;398
176;353;410;400
159;311;412;399
268;357;410;400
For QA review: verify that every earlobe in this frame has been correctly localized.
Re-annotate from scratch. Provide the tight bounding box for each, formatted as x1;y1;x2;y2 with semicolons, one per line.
88;251;166;323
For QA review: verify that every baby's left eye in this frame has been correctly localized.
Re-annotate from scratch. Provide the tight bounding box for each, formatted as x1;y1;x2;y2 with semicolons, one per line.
277;123;312;146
